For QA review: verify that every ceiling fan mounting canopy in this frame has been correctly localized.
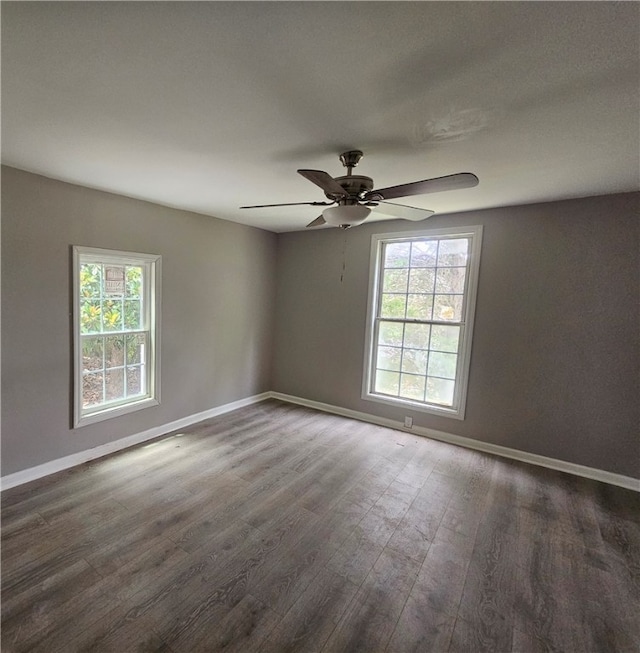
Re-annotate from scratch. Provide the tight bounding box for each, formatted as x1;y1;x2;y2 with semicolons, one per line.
240;150;479;229
339;149;364;172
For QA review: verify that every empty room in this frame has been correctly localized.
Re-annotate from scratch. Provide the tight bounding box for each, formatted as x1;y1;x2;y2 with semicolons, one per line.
1;2;639;652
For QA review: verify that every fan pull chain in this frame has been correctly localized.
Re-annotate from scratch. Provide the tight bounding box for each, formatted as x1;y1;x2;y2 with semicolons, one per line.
340;232;347;284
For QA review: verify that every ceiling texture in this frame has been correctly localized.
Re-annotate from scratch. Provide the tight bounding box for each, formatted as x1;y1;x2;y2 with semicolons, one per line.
2;2;639;233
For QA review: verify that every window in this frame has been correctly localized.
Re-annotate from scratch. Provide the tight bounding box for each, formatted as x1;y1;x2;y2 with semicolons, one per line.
363;226;482;419
73;246;161;427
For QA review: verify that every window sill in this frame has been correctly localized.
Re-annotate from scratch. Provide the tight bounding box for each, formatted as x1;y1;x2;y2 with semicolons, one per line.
74;396;160;428
362;391;465;420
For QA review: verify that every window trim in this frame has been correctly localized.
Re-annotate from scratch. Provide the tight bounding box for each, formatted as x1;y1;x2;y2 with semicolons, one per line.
362;225;483;420
72;246;162;428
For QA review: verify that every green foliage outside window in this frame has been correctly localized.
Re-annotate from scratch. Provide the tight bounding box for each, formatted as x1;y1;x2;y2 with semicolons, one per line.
80;263;144;368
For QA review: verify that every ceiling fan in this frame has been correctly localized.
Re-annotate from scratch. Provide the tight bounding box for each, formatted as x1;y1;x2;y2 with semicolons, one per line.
241;150;479;229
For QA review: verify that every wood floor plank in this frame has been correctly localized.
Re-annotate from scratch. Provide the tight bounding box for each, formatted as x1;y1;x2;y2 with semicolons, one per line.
321;547;421;653
510;626;552;653
1;559;103;643
46;605;168;653
96;538;191;602
397;437;444;489
385;471;453;563
409;523;475;623
455;461;518;653
144;531;285;650
0;511;48;542
186;593;278;653
558;539;640;652
249;497;367;615
438;450;494;537
260;570;358;653
2;400;639;653
123;518;261;621
82;493;216;577
1;574;121;653
130;502;313;649
325;490;410;588
169;469;300;555
456;530;516;652
592;481;640;598
1;513;54;565
339;465;393;512
385;594;456;653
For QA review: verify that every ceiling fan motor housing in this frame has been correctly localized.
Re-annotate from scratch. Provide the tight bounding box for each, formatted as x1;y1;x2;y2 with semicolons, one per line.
327;175;374;202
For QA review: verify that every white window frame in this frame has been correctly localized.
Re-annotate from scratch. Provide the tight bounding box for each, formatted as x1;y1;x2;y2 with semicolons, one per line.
362;225;482;420
73;246;161;428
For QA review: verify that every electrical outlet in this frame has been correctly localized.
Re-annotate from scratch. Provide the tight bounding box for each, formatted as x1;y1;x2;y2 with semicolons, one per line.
404;416;413;428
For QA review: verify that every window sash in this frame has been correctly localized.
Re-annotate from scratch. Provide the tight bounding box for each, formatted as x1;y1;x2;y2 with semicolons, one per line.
80;330;151;415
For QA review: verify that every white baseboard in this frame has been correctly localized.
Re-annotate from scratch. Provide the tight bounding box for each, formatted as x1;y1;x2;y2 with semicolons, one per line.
270;392;640;492
3;390;638;493
0;392;271;491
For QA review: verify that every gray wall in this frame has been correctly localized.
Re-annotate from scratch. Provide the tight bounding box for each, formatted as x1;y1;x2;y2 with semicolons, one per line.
2;167;638;480
272;193;640;478
1;166;277;476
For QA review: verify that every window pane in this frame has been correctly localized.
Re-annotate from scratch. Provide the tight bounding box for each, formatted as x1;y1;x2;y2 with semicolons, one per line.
435;267;466;294
438;239;469;266
105;368;125;402
80;300;102;334
384;242;410;268
433;295;463;321
126;266;143;298
408;268;435;294
400;373;426;401
105;336;125;369
381;294;406;318
401;349;429;375
82;337;103;372
406;294;433;319
80;264;102;299
83;372;104;407
126;365;143;396
428;351;458;379
102;299;123;331
375;370;400;396
383;269;409;293
403;323;431;349
430;325;460;353
103;265;126;298
377;346;402;371
126;333;146;365
378;321;404;347
426;377;455;405
123;300;141;330
410;240;437;267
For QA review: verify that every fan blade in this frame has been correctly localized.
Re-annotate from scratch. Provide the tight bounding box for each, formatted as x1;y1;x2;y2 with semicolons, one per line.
297;169;349;198
306;215;327;228
240;201;333;209
365;172;478;201
373;201;435;221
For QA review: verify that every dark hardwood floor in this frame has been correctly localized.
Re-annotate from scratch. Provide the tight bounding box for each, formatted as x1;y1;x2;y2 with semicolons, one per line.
2;399;639;652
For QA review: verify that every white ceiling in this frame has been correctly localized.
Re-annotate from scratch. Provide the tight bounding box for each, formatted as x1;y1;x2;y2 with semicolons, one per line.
2;2;638;233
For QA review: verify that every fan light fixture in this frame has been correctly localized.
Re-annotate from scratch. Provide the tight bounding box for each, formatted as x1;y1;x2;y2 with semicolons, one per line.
322;204;371;229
